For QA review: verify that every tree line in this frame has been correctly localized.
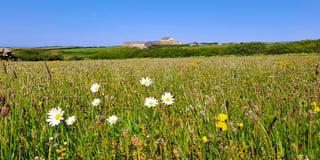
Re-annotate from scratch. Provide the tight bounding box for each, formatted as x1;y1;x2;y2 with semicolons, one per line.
10;39;320;61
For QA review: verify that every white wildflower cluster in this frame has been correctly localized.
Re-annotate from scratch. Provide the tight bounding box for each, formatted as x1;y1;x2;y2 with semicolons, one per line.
47;78;175;127
140;77;175;108
46;107;76;127
91;83;101;107
90;83;119;125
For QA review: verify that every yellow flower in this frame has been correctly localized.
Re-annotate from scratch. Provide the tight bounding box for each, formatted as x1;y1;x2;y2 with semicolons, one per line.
284;61;290;66
217;113;228;122
310;102;317;106
38;101;42;106
314;106;320;112
202;136;209;143
216;121;227;131
237;123;244;128
275;61;289;67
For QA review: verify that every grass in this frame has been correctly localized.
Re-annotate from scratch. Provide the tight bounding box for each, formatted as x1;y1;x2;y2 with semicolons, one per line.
0;55;319;159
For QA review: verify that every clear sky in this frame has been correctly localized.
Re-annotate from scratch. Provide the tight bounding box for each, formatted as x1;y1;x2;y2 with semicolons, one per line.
1;0;320;47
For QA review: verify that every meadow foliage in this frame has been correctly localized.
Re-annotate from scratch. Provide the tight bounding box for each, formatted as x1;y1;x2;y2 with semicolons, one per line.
0;55;319;159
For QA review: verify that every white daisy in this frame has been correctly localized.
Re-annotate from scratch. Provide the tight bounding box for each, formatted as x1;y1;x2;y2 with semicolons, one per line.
140;77;152;86
107;115;119;125
90;83;100;92
66;116;76;125
144;97;158;107
161;92;174;105
46;107;64;127
92;98;101;106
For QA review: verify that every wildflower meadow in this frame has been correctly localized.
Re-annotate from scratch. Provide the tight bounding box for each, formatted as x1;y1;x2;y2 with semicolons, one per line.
0;55;320;159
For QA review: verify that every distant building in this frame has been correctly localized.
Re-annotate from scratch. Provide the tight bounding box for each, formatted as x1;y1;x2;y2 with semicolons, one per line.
123;36;183;48
123;41;154;48
158;36;183;45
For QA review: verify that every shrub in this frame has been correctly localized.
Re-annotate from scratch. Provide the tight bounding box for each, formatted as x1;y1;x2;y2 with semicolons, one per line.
266;43;289;55
89;48;144;59
238;42;266;55
15;49;64;61
44;51;64;60
68;56;84;61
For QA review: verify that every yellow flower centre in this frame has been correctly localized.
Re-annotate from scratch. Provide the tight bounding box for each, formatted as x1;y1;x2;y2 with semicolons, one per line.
95;87;98;91
165;98;170;102
149;102;154;105
111;120;116;123
71;120;75;123
55;114;61;120
95;102;99;105
144;81;148;85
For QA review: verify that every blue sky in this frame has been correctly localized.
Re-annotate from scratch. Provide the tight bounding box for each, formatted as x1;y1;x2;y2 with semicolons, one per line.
1;0;320;47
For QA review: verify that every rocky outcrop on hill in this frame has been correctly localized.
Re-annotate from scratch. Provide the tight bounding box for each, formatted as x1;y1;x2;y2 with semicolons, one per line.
0;48;14;60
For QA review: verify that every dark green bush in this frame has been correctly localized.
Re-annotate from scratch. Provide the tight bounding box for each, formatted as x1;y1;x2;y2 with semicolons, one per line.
220;45;239;55
44;51;64;60
15;49;64;61
68;56;84;61
89;48;143;59
266;39;320;55
238;42;266;55
267;43;289;55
